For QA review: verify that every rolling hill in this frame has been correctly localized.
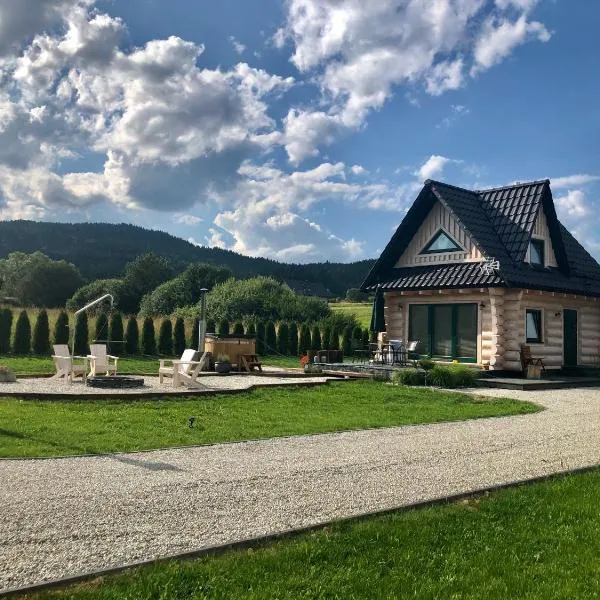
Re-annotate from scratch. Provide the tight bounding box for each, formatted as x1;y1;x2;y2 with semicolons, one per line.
0;220;375;297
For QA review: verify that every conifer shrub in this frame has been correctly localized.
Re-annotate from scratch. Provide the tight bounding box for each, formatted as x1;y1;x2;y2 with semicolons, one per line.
362;328;370;347
232;322;245;336
32;309;51;355
125;316;139;355
0;308;13;354
311;325;322;351
277;322;289;355
53;310;69;345
329;325;341;351
298;323;311;355
246;321;256;338
173;317;186;355
73;312;88;356
321;325;331;350
265;321;277;353
141;317;156;355
353;325;363;346
256;321;266;355
206;318;216;334
13;310;32;355
289;322;299;356
218;319;230;336
94;313;109;344
190;317;200;350
342;326;353;357
109;312;124;355
158;318;173;355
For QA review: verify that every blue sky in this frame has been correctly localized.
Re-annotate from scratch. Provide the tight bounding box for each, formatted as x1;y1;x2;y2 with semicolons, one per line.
0;0;598;262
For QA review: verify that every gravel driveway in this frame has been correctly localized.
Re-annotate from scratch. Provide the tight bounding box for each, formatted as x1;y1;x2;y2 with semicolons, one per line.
1;387;600;592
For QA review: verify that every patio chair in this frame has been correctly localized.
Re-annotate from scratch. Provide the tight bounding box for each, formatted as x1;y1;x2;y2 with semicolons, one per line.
88;344;118;377
520;344;546;375
52;345;87;383
406;340;422;367
159;349;205;388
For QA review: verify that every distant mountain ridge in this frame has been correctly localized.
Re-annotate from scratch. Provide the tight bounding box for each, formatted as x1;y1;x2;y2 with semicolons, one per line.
0;220;374;297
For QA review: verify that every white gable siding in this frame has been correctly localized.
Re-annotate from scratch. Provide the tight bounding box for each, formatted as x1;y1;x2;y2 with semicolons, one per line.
395;201;484;267
525;206;558;267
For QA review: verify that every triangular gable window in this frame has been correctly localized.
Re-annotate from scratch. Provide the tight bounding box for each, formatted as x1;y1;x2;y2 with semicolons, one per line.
420;229;463;254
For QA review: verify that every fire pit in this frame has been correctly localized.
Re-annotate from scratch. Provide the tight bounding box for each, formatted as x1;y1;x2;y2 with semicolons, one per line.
86;375;145;389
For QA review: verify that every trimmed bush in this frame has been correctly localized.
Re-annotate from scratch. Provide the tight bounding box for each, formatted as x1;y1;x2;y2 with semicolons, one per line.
53;310;69;345
73;312;88;356
141;317;156;355
190;318;200;350
109;312;124;355
124;316;139;355
246;321;256;338
428;366;455;388
447;364;480;387
265;321;277;354
342;326;353;357
32;309;51;355
362;328;370;347
232;322;245;336
289;322;299;356
206;318;216;335
311;325;322;351
13;310;32;355
321;325;331;350
0;308;13;354
158;318;173;355
277;322;289;355
173;317;186;355
299;323;311;355
256;322;266;355
94;313;109;343
329;325;341;351
392;368;426;386
353;325;363;345
218;319;230;336
418;358;435;371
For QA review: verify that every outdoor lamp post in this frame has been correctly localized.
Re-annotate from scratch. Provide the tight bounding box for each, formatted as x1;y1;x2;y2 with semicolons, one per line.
198;288;208;352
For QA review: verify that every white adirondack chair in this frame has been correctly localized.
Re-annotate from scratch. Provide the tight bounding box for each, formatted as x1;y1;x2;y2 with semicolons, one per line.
52;345;87;383
159;349;205;388
88;344;118;377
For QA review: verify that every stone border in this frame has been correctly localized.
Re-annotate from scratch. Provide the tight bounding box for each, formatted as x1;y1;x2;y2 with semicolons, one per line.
1;464;597;598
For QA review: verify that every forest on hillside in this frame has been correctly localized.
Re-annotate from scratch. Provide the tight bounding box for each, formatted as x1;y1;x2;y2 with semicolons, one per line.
0;220;375;297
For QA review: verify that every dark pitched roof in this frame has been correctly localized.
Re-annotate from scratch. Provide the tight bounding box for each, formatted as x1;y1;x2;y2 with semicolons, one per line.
362;179;600;297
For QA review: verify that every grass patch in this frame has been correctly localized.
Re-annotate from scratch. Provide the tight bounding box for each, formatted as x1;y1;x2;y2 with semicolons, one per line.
23;469;600;599
329;301;372;328
0;381;538;458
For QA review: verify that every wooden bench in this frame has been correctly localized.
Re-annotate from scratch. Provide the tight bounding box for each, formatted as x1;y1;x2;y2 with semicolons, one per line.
240;354;263;373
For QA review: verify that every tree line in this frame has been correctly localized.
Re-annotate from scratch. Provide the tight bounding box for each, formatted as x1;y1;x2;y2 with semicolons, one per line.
0;308;372;358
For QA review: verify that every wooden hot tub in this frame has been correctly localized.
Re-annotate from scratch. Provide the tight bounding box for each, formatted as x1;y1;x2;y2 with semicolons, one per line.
204;334;256;368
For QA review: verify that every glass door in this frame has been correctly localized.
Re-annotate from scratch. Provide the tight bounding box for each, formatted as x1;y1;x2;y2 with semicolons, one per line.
456;304;478;361
432;305;453;359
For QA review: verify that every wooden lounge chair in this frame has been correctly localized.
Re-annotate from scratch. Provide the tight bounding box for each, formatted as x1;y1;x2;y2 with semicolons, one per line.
520;344;546;375
52;344;87;382
159;349;205;388
406;340;422;367
88;344;118;377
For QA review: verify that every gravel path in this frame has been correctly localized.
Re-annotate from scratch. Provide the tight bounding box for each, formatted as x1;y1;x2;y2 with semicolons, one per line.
1;387;600;591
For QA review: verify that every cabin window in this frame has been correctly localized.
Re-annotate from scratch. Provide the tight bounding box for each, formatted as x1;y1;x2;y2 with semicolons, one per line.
420;229;463;254
529;239;545;266
526;309;543;343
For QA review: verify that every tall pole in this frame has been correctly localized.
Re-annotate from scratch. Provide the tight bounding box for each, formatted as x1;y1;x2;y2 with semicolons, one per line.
198;288;208;353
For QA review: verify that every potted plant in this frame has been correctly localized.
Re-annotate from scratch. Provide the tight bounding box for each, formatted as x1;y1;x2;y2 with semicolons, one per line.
214;353;232;374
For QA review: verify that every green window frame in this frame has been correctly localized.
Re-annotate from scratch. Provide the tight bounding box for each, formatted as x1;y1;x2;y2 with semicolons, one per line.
408;303;478;363
529;239;545;266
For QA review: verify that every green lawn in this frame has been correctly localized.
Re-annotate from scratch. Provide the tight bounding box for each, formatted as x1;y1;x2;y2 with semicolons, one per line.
330;301;372;328
23;469;600;599
0;354;303;375
0;381;538;458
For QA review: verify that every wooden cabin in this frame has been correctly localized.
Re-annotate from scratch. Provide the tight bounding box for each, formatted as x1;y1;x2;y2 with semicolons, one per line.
362;179;600;371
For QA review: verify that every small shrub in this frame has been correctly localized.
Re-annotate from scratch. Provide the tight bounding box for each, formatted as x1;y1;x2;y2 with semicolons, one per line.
321;325;331;350
427;366;455;388
0;308;13;353
299;323;311;355
206;318;216;335
362;328;370;347
392;368;426;386
289;322;299;356
13;310;32;355
173;317;186;355
141;317;156;355
448;364;480;387
265;321;277;354
418;358;435;371
218;319;230;336
329;325;341;351
32;309;51;355
53;310;69;345
342;326;353;356
190;317;199;350
158;318;173;355
73;312;88;356
109;312;124;355
246;321;256;338
256;321;266;355
311;325;322;351
232;322;245;336
125;316;139;355
277;322;289;355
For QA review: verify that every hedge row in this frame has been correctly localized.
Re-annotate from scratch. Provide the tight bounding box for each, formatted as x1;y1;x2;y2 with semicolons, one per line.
0;309;373;358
